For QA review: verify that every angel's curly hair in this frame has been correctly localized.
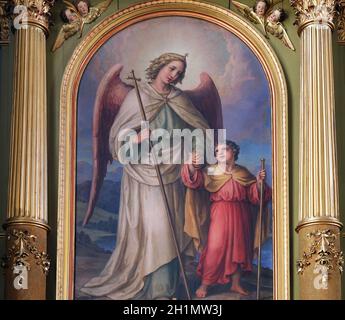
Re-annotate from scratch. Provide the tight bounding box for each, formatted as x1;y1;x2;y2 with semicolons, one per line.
274;8;287;22
60;8;70;23
74;0;90;9
253;0;268;13
215;140;240;161
145;53;187;85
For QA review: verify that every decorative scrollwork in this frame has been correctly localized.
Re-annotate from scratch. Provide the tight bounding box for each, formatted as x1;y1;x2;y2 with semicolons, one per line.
290;0;337;32
297;229;344;276
0;0;10;44
5;0;55;33
12;0;55;23
336;0;345;44
1;229;50;275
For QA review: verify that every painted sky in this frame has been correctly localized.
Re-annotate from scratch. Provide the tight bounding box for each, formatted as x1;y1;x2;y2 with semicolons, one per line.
77;16;271;180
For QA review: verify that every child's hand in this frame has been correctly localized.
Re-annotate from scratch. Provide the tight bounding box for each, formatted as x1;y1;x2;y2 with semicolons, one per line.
186;152;203;175
192;152;203;169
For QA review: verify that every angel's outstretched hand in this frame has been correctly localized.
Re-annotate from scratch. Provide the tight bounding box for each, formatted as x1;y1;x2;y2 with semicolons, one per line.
257;169;266;186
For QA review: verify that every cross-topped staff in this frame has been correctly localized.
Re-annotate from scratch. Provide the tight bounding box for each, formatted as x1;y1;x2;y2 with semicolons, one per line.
256;158;265;300
127;70;192;300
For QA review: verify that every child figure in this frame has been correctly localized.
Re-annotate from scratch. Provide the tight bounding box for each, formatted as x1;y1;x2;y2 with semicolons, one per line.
181;140;271;298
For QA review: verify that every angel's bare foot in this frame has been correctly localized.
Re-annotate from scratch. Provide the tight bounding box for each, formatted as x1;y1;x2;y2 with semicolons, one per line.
230;284;249;296
196;284;208;298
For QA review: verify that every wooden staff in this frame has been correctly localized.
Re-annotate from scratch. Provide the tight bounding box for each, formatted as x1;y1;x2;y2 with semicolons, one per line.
128;70;192;300
256;158;265;300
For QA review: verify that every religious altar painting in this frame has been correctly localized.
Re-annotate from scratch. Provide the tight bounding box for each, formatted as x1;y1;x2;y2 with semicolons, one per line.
73;15;273;300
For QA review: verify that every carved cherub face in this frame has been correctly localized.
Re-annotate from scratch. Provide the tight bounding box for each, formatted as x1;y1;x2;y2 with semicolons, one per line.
65;9;78;23
77;0;89;17
268;9;282;23
254;0;267;17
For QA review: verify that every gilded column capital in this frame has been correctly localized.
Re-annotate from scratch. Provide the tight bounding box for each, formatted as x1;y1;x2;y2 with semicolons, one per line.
0;0;10;44
336;0;345;44
10;0;55;34
290;0;337;34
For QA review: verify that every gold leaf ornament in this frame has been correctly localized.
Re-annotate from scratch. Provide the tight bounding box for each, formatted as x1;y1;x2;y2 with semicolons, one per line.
232;0;295;50
52;0;112;52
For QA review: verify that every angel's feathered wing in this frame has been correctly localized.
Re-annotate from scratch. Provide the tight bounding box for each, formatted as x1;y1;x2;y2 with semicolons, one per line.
52;1;82;52
279;24;295;51
232;1;267;35
52;21;81;52
83;64;133;226
267;22;295;51
266;0;279;8
63;0;78;13
185;73;223;130
232;1;259;24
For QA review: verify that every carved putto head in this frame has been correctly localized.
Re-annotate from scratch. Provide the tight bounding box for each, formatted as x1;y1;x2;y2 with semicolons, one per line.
253;0;268;17
75;0;90;17
268;8;287;23
60;7;78;23
52;0;112;52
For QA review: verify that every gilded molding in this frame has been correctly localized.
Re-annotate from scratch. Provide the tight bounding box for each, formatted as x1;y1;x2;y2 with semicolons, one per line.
296;217;343;232
57;0;290;300
0;0;10;44
336;0;345;44
10;0;55;33
1;229;50;275
290;0;337;34
3;218;51;232
297;229;344;275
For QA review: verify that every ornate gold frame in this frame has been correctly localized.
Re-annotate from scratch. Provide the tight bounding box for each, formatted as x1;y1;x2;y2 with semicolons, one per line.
57;0;290;300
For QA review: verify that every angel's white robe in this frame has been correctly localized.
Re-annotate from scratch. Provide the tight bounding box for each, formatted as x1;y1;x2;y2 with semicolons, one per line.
80;83;209;299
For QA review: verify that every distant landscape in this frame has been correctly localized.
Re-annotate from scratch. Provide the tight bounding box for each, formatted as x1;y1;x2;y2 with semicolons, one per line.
77;161;123;185
75;160;121;253
76;201;117;252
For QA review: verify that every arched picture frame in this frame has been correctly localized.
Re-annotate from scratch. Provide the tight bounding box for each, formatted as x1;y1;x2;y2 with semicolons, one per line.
57;0;289;300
